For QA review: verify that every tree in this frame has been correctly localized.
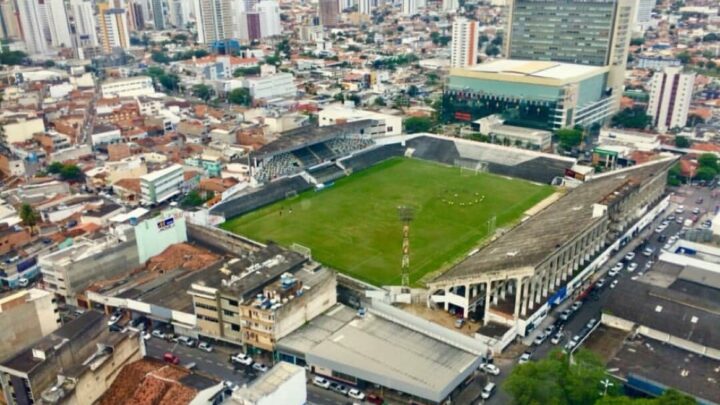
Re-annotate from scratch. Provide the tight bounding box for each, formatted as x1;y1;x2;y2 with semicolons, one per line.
158;73;179;92
404;116;434;134
228;88;252;106
505;350;606;405
43;60;55;68
19;204;39;234
407;85;419;97
630;37;645;46
151;51;172;64
192;84;213;101
181;190;205;207
0;50;27;65
611;106;652;129
595;389;696;405
556;128;583;150
59;164;83;180
675;136;691;148
694;166;717;181
668;162;682;186
676;51;691;64
698;153;718;171
686;113;704;127
373;97;386;107
485;45;501;57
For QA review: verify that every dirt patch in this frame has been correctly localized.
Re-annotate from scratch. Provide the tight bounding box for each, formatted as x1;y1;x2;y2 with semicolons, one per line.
583;325;629;363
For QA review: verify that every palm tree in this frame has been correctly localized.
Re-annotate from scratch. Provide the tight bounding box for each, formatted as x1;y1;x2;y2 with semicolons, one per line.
19;204;39;235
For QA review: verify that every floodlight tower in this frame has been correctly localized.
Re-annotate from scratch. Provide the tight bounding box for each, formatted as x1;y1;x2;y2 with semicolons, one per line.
398;206;414;287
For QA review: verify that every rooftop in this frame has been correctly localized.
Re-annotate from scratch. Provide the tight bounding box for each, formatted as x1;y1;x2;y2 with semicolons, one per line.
233;362;304;403
451;59;608;85
434;157;677;284
141;164;184;182
253;120;375;158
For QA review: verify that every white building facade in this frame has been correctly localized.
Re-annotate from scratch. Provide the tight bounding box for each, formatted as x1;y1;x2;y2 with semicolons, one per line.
647;66;695;133
140;164;185;205
100;76;155;98
16;0;48;55
450;18;479;68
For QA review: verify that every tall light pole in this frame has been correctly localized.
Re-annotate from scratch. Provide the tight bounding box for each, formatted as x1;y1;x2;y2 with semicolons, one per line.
398;206;414;288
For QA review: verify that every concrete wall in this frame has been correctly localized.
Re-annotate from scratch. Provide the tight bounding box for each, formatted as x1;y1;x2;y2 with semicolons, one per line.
187;223;264;254
0;292;59;362
135;209;187;263
275;271;337;340
66;240;139;300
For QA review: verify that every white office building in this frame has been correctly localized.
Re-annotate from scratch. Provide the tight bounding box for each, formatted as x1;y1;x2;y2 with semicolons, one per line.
647;66;695;133
70;0;99;47
451;18;479;68
634;0;654;31
358;0;372;15
98;4;131;52
442;0;459;12
140;164;185;205
100;76;155;98
244;73;297;99
319;104;401;136
16;0;48;54
402;0;416;15
256;0;281;37
45;0;72;48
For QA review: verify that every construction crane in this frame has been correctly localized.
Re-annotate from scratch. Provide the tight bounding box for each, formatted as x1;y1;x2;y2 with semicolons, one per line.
397;206;414;287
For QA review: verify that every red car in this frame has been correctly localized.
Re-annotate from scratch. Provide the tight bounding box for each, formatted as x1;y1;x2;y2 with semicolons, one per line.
366;394;384;405
163;352;180;365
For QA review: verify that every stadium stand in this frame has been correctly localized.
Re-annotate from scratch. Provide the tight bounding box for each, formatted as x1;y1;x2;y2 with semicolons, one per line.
406;137;460;165
309;143;336;161
326;138;374;156
254;153;302;183
309;164;346;184
340;144;406;172
292;147;319;166
210;176;312;218
487;157;573;184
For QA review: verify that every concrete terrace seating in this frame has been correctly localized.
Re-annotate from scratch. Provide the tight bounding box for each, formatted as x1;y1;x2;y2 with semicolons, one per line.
406;136;461;165
309;143;336;161
340;144;406;172
211;176;312;218
292;148;319;166
254;153;302;183
308;164;345;184
326;138;375;156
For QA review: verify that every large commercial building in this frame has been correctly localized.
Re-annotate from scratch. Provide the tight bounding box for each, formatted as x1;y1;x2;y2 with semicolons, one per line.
647;66;695;133
44;0;72;48
193;0;233;44
450;18;479;68
100;76;154;98
70;0;99;48
256;0;281;37
445;59;616;130
0;0;22;40
151;0;165;29
427;156;675;343
505;0;636;109
244;73;297;100
98;3;131;53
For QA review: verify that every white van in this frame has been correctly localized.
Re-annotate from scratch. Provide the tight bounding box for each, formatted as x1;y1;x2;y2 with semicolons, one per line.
481;382;496;399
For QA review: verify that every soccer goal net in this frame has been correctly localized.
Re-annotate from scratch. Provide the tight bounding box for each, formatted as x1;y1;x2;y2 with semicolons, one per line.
285;190;298;200
290;243;312;259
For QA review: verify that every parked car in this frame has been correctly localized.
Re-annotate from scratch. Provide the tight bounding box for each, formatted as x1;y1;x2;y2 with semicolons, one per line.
348;389;366;400
544;325;555;336
163;352;180;365
587;318;598;329
107;311;123;326
312;376;330;389
177;336;196;347
692;207;701;215
559;309;572;321
481;382;496;400
624;252;636;261
551;332;563;345
571;301;583;312
627;262;638;272
480;363;501;375
230;353;253;366
610;280;619;289
644;261;654;270
675;206;684;214
151;329;166;339
595;278;606;288
252;362;268;373
198;342;213;352
533;332;546;346
366;394;384;405
454;318;464;329
518;351;532;364
642;247;654;257
141;331;151;340
329;382;348;396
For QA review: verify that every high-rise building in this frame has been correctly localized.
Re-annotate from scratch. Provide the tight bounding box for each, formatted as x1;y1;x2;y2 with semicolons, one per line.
45;0;72;47
127;0;145;29
98;3;131;52
647;66;695;133
193;0;233;44
450;18;479;68
402;0;416;15
442;0;459;13
505;0;636;110
318;0;339;26
70;0;99;47
358;0;372;15
246;11;261;40
151;0;165;29
634;0;653;31
256;0;280;37
15;0;48;54
0;0;21;40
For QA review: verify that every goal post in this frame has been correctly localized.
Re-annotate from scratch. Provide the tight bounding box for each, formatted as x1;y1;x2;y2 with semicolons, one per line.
290;243;312;259
285;190;298;200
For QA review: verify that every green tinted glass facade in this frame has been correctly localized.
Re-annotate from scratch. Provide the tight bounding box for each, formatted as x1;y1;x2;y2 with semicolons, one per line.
508;0;617;66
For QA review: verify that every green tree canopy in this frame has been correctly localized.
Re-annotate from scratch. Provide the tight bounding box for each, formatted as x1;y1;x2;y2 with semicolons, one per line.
158;73;179;92
556;128;583;150
192;84;213;101
694;166;717;182
228;88;252;106
47;162;83;180
675;136;691;148
698;153;718;171
404;116;434;134
0;50;27;65
19;203;39;233
151;51;172;64
181;190;205;207
611;106;652;129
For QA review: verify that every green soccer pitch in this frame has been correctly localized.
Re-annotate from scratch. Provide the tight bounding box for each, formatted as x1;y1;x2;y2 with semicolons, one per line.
221;157;555;286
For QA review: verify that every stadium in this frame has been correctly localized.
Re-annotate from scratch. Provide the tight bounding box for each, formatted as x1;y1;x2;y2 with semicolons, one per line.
213;120;574;286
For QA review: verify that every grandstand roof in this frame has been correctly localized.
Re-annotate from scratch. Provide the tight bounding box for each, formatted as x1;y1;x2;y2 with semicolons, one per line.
433;157;677;284
253;120;376;158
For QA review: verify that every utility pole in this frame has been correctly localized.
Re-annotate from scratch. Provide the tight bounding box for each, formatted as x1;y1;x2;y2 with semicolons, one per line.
398;206;414;288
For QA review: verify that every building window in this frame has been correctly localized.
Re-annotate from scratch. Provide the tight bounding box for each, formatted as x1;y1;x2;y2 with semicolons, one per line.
231;323;240;332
